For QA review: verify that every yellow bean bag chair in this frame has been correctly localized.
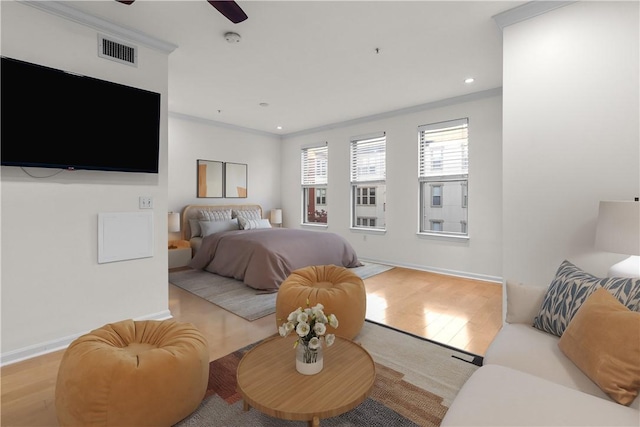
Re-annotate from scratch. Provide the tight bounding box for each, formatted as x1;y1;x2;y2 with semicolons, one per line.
276;265;366;339
55;319;209;427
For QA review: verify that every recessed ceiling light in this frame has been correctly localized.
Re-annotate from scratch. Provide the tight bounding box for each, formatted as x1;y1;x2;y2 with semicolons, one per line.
464;77;475;84
276;126;283;130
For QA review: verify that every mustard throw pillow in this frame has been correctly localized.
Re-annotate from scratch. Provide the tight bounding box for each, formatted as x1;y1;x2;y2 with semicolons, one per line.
558;287;640;405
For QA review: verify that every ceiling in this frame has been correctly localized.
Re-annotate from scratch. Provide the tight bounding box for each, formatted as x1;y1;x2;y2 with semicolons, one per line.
58;0;526;136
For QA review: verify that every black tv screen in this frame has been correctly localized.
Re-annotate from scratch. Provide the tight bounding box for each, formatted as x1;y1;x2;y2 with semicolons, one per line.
1;56;160;173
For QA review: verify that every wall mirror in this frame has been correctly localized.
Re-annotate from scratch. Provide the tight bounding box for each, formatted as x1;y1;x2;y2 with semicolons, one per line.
197;159;223;198
225;162;247;198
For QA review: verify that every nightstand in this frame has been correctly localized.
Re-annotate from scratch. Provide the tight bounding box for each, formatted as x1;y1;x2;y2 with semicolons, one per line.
168;246;191;269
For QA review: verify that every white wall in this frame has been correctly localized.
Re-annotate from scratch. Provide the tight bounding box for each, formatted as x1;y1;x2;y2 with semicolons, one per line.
1;1;170;363
281;93;503;281
502;1;640;286
167;115;282;234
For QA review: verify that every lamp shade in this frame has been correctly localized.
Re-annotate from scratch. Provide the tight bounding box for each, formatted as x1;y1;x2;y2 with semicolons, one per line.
270;209;283;225
168;212;180;233
595;201;640;256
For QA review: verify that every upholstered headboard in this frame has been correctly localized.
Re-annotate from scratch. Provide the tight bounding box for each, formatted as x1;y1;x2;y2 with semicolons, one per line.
180;204;263;241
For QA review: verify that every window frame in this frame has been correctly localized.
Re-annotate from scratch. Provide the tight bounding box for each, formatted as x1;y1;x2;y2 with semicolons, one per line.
301;144;328;226
418;118;469;238
350;132;386;231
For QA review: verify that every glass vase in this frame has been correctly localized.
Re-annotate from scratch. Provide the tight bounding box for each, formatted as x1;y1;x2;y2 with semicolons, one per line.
295;341;323;375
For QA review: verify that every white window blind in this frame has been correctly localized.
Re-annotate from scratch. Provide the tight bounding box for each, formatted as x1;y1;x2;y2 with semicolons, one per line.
350;133;386;183
419;118;468;179
301;145;328;186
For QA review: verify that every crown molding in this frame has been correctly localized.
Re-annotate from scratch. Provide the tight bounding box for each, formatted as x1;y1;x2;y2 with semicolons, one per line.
493;1;577;31
171;88;503;139
282;87;503;139
18;0;178;53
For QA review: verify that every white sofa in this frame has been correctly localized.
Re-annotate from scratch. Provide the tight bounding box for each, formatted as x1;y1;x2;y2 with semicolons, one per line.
442;281;640;426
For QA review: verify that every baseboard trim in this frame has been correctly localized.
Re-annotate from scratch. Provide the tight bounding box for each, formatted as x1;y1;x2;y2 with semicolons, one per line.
359;258;503;284
0;310;172;366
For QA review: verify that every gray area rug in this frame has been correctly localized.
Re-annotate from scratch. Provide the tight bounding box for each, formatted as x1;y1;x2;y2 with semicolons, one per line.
174;320;480;426
169;262;394;321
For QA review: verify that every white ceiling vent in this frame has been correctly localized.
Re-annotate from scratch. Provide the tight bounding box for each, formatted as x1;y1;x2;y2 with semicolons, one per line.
98;35;137;67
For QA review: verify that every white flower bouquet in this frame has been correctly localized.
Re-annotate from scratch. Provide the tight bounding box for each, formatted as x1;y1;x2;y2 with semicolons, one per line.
278;300;339;363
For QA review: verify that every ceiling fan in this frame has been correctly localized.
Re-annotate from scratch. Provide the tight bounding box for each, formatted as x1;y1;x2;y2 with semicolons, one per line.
116;0;248;24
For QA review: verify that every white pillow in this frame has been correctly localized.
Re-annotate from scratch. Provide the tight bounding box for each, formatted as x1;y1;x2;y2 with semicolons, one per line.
238;217;271;230
200;218;239;237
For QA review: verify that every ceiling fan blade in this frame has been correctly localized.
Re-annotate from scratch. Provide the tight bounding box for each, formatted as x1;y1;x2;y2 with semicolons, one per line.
115;0;135;4
207;1;248;24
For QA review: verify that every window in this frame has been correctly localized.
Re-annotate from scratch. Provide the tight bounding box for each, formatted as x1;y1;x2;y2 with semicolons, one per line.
301;144;328;224
350;133;386;229
430;220;443;232
419;118;468;236
357;217;377;227
356;187;376;205
430;184;442;207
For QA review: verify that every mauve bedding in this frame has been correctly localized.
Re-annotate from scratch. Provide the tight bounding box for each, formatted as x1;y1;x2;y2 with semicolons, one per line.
188;228;361;291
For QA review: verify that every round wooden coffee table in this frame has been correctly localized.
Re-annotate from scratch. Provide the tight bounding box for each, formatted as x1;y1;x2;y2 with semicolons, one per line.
236;334;376;426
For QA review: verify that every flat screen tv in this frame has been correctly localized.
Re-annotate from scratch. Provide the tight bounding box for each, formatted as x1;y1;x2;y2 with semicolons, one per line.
1;56;160;173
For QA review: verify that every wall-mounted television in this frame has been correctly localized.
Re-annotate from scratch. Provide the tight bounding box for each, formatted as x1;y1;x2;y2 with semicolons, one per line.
1;56;161;173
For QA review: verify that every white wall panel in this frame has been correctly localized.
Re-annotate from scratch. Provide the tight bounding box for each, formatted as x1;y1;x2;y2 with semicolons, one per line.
1;1;170;363
502;1;639;286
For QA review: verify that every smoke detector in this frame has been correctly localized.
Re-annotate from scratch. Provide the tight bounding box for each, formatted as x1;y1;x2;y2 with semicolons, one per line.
224;32;241;43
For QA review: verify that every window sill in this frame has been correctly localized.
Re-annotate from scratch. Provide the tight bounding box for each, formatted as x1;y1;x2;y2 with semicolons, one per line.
301;222;328;229
350;227;386;235
417;232;469;241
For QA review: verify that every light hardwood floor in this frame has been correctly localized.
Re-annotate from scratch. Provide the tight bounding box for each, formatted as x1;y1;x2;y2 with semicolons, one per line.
0;266;502;426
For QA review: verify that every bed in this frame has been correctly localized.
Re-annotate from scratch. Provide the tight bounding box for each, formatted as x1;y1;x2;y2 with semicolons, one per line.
181;204;361;291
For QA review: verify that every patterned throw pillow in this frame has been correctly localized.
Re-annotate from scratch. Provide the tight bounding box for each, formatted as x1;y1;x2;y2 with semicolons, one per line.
238;217;271;230
233;209;261;221
198;209;232;222
532;260;640;337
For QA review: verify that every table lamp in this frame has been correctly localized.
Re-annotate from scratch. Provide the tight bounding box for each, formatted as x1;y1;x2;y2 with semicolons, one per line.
270;209;283;227
595;200;640;278
168;212;180;249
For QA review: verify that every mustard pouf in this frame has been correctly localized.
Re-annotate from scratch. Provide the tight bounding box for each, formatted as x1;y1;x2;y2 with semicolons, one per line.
276;265;366;340
55;319;209;427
